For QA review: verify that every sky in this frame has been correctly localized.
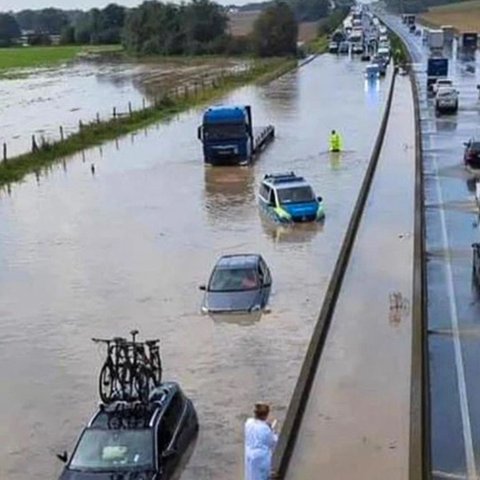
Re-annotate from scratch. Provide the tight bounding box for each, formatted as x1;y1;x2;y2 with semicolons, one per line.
0;0;239;11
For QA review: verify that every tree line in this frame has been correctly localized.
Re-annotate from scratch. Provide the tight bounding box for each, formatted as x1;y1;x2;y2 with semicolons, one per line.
0;0;300;57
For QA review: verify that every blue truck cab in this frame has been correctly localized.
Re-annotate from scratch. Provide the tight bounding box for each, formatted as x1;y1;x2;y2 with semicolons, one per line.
258;172;325;223
198;105;274;166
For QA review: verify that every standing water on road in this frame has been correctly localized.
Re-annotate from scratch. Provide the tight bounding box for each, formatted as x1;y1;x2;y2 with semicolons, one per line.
0;54;388;480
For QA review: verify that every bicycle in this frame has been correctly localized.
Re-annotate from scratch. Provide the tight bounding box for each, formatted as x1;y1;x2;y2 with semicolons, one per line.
92;336;130;403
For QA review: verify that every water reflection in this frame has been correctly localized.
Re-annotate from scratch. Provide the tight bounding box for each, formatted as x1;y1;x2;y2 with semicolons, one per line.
207;311;263;326
203;166;255;221
260;215;323;244
436;117;457;133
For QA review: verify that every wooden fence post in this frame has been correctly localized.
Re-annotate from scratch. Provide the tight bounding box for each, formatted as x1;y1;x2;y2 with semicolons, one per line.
60;126;64;142
128;102;132;116
142;98;146;110
79;120;83;132
113;107;117;120
32;135;38;153
96;113;100;124
3;142;7;162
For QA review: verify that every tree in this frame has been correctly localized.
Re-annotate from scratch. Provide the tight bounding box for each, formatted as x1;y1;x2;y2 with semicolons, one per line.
60;25;75;44
252;1;298;57
122;0;228;55
0;13;21;46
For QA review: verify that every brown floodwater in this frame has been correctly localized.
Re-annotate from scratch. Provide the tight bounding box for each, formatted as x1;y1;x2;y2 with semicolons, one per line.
0;54;389;479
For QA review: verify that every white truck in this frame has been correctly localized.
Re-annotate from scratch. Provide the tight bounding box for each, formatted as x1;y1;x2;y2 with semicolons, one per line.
428;29;444;50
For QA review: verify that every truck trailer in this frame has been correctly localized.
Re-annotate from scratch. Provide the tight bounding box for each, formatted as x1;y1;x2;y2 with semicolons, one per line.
198;105;274;166
428;29;444;50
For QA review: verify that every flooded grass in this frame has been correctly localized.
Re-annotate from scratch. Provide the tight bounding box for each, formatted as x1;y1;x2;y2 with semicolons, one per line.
420;0;480;32
0;45;123;74
0;57;296;186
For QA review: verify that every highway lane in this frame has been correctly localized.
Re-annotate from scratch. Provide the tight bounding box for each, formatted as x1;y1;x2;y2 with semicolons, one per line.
285;75;416;480
0;55;390;480
384;14;480;480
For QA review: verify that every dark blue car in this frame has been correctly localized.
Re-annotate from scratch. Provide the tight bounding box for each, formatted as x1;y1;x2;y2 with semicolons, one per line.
58;383;198;480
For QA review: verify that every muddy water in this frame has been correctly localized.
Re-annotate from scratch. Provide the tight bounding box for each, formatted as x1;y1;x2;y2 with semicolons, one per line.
0;58;248;157
0;54;388;480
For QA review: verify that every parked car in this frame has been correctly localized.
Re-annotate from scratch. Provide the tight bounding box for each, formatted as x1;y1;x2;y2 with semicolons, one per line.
365;64;380;80
435;87;458;114
258;172;325;223
329;41;339;53
339;41;350;54
200;254;272;313
371;55;387;76
58;383;198;480
464;138;480;169
432;78;453;95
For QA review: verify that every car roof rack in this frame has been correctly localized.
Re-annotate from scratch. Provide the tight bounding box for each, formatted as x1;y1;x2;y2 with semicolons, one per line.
263;172;305;184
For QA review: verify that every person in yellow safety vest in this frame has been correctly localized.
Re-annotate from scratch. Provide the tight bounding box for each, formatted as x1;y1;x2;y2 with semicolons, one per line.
329;130;342;152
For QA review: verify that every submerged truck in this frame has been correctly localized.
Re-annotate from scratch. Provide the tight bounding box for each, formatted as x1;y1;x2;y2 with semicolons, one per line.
198;105;274;165
427;57;448;91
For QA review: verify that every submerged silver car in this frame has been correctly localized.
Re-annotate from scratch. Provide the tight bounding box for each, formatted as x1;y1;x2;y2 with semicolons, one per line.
200;254;272;313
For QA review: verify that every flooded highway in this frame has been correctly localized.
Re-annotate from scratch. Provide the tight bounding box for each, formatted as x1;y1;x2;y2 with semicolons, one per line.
0;54;389;479
285;75;416;480
384;14;480;480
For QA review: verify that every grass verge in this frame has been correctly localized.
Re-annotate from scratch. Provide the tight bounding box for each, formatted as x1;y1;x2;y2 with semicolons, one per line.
0;57;296;186
0;45;123;74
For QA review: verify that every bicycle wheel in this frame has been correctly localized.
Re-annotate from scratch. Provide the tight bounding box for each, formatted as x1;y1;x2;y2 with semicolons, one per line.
150;351;162;385
98;362;114;403
133;367;155;403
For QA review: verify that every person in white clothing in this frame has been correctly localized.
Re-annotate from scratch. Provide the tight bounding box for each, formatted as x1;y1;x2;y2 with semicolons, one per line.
244;402;278;480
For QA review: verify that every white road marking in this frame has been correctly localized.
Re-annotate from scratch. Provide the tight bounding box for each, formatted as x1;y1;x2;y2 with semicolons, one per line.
432;152;477;479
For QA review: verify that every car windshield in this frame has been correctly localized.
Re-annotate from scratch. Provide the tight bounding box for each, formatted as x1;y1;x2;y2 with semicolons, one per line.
277;186;315;205
209;267;259;292
438;89;454;97
204;123;246;140
69;429;153;472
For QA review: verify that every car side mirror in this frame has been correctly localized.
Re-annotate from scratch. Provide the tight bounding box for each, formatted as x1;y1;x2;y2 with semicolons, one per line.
199;285;206;291
464;142;469;147
162;449;177;460
197;126;203;141
317;196;323;202
56;451;68;463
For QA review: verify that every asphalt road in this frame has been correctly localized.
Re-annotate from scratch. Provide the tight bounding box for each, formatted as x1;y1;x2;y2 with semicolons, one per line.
285;75;416;480
384;14;480;480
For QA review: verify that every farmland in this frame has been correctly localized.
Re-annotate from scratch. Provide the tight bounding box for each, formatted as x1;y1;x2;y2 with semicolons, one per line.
420;0;480;32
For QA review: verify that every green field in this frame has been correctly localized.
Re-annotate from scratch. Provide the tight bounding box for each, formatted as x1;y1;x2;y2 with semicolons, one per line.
0;45;122;71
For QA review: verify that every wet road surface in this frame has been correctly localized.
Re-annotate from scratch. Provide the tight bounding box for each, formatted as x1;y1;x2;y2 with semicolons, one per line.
384;14;480;480
0;54;389;480
285;75;416;480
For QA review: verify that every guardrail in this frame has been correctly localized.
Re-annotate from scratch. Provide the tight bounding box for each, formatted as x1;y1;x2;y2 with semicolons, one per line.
270;66;398;479
406;41;430;480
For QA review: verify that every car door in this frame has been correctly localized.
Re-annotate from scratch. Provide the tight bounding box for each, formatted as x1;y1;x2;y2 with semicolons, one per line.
259;258;272;307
